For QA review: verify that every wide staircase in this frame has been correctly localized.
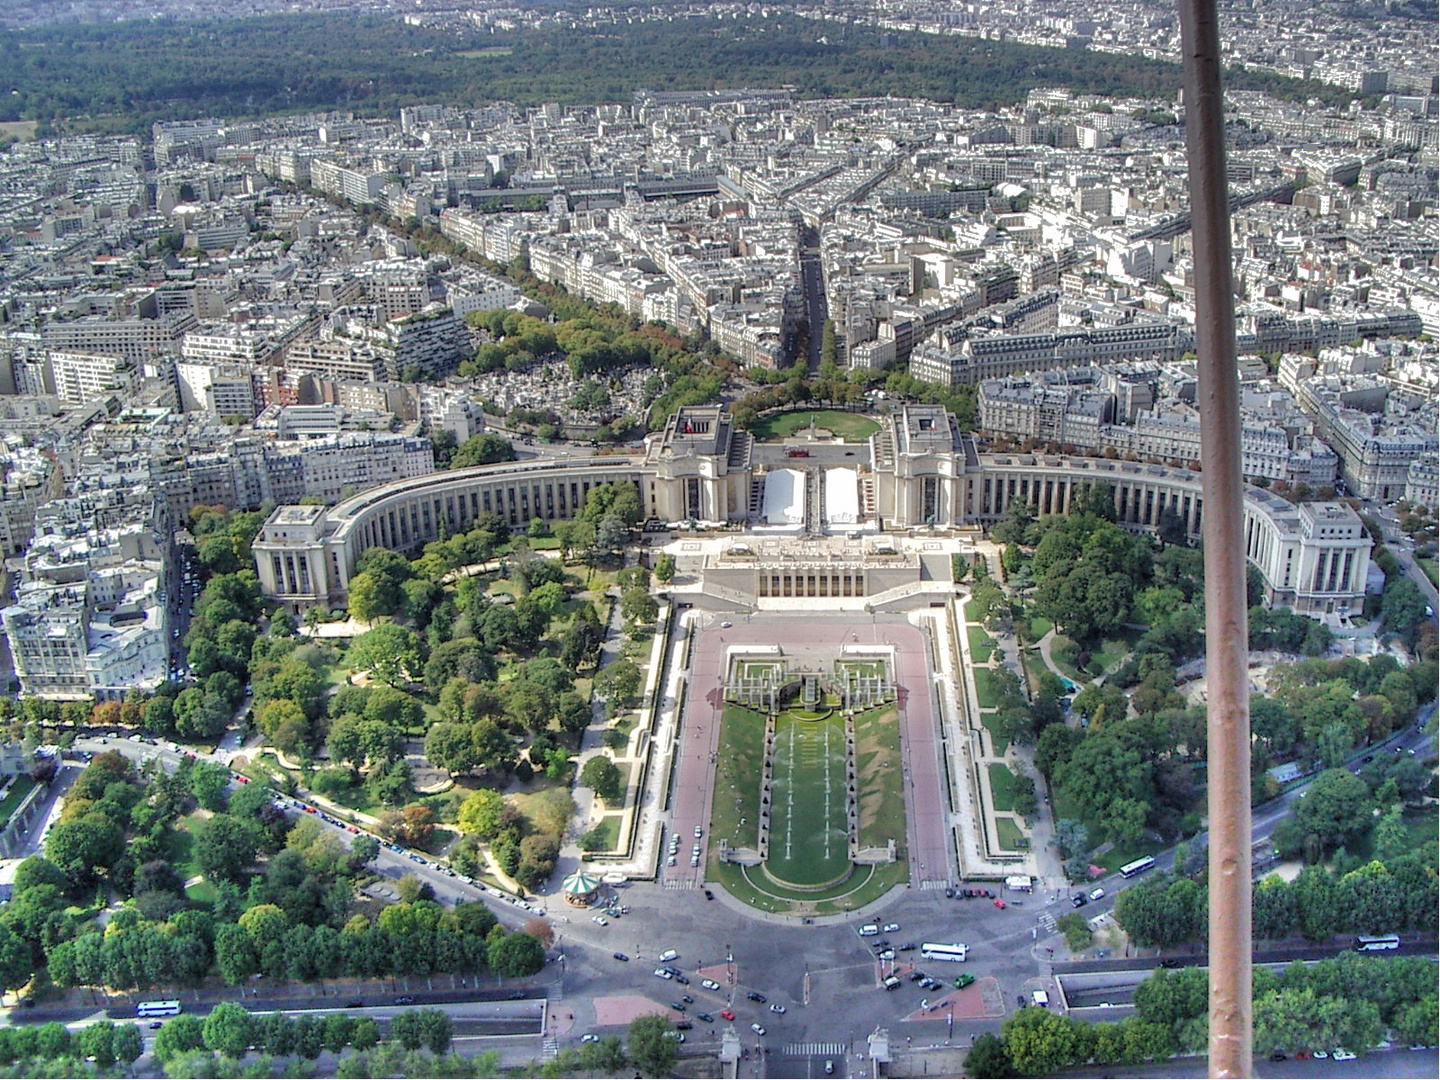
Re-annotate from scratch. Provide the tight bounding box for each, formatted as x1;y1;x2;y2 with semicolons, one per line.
804;467;823;537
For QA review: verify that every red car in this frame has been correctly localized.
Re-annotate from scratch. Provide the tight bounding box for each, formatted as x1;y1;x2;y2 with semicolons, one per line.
993;898;1006;909
720;1010;735;1021
346;825;360;834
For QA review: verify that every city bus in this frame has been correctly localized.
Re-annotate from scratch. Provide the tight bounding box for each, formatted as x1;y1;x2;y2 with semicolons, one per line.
1354;934;1400;952
1118;856;1156;878
920;942;969;962
135;1000;182;1018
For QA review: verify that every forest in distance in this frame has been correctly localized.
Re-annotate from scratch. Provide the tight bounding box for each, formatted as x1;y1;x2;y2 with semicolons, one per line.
2;11;1362;135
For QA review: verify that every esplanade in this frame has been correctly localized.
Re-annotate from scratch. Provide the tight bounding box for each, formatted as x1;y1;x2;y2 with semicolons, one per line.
253;403;1371;619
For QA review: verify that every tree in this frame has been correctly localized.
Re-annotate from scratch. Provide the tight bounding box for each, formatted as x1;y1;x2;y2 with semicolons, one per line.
580;756;624;802
202;1002;255;1058
654;553;676;584
451;433;517;469
1001;1005;1086;1075
621;587;658;628
966;1031;1017;1078
418;1009;453;1054
488;931;546;977
350;834;380;867
112;1023;143;1067
594;659;642;707
0;924;33;998
594;513;630;555
1293;769;1373;852
389;1010;425;1052
457;788;506;838
627;1014;678;1077
153;1016;206;1063
189;760;231;811
215;923;259;985
347;624;422;688
1380;577;1427;644
195;815;261;885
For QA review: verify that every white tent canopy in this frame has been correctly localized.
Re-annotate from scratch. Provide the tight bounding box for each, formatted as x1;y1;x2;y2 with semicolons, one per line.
762;469;806;525
824;467;860;524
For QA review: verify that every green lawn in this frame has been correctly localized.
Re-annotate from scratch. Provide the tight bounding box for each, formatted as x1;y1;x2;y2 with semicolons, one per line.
1418;558;1438;587
972;667;1002;709
709;857;907;916
0;776;37;829
995;817;1028;851
964;599;985;624
967;626;995;663
709;706;768;854
979;712;1008;756
853;707;906;859
584;815;622;854
1029;615;1054;640
987;763;1018;812
1051;631;1141;682
748;410;881;444
767;712;851;885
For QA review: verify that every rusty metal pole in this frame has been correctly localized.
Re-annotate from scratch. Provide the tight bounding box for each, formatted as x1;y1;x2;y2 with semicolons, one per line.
1177;0;1252;1075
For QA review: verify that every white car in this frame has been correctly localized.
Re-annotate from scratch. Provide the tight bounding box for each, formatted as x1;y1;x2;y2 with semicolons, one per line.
768;1004;786;1014
693;825;703;838
1331;1049;1356;1062
882;922;900;933
751;1023;766;1036
701;979;721;991
654;968;674;980
592;915;608;926
580;1034;599;1044
658;949;679;963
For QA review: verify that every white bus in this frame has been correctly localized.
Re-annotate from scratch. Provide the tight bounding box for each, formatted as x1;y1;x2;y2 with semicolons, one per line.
136;1000;182;1018
1119;856;1156;878
1354;934;1400;952
920;942;969;962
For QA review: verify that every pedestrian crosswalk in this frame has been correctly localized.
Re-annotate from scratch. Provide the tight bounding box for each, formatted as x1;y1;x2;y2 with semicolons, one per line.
782;1042;848;1057
919;879;950;890
541;1038;559;1060
664;877;698;890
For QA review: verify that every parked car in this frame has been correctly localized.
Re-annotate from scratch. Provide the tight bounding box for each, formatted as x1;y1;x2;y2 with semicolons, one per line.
613;952;630;962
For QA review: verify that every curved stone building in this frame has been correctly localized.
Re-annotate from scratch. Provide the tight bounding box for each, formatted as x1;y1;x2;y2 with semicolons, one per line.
253;403;1370;619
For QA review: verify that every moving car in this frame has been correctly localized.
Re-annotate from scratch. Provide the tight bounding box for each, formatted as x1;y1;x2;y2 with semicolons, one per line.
701;979;721;991
592;915;608;925
613;952;630;962
654;968;674;980
769;1004;786;1014
720;1010;735;1021
746;991;767;1003
580;1034;599;1044
751;1023;766;1036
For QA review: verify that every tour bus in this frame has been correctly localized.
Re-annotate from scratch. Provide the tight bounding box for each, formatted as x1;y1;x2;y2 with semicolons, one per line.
1355;934;1400;952
920;942;969;962
136;1000;182;1018
1119;856;1157;878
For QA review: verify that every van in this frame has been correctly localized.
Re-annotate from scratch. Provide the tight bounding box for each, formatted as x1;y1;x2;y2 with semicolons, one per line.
1088;888;1105;902
882;976;901;990
1031;989;1050;1007
859;924;880;937
657;949;678;963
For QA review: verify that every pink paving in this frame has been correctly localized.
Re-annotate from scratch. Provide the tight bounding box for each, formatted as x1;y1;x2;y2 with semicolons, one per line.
593;995;683;1027
669;617;952;891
